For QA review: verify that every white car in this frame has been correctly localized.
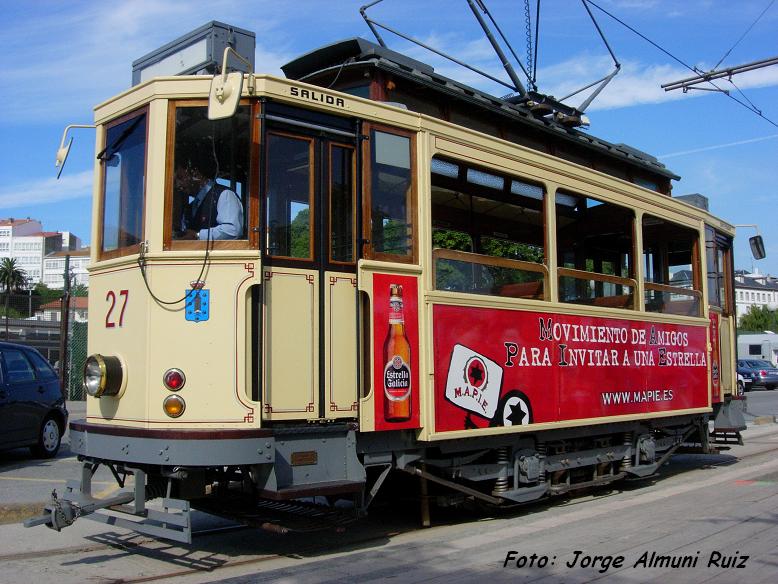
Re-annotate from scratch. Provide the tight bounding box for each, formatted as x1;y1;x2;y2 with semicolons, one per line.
737;373;752;395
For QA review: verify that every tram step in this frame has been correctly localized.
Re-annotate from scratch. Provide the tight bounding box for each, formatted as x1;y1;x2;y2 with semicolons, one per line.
709;430;743;446
194;494;360;533
258;479;365;501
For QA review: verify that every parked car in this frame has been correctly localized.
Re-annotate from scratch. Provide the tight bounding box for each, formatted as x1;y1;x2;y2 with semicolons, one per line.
0;342;68;457
737;373;752;395
736;359;778;390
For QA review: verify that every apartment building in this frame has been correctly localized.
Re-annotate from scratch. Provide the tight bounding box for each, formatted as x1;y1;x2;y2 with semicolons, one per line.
42;248;90;288
0;218;84;288
734;270;778;322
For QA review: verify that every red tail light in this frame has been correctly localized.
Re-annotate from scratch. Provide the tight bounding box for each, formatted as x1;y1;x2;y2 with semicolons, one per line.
163;368;186;391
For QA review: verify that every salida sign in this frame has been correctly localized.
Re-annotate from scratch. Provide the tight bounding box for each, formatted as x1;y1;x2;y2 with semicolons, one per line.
433;305;709;432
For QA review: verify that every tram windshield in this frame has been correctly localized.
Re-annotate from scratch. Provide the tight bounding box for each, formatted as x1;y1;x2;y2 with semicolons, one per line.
168;103;251;245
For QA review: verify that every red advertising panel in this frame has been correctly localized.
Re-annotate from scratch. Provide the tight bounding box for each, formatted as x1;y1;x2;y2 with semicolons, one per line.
433;305;709;433
709;312;722;403
373;274;421;431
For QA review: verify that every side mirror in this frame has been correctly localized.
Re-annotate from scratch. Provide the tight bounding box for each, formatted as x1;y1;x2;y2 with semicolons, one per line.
750;235;766;260
208;71;244;120
55;138;74;179
207;46;255;121
54;124;96;179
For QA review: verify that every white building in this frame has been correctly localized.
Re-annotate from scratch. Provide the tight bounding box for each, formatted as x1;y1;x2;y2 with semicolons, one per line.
0;218;84;288
734;270;778;322
42;249;90;289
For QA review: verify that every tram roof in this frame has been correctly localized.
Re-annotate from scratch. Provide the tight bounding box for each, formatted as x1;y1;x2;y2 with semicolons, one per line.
282;38;680;181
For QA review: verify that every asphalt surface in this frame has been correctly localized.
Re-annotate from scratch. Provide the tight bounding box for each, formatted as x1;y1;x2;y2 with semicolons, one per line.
1;419;776;583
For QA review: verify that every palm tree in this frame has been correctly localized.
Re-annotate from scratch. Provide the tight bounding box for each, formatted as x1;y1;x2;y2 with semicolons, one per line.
0;258;28;340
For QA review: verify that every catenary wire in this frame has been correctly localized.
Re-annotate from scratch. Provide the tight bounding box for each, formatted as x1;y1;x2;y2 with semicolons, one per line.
582;0;778;129
712;0;776;70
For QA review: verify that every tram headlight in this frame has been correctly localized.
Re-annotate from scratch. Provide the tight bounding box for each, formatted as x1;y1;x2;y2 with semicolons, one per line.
163;368;186;391
83;354;123;398
163;395;186;418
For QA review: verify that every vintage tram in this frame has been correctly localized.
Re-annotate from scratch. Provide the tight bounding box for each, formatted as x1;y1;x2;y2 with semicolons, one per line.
28;25;754;543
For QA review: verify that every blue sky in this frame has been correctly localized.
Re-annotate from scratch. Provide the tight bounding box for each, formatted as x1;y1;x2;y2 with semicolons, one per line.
1;0;776;274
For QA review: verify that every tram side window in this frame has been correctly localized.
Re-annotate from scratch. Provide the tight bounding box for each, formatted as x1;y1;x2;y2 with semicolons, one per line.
266;133;314;259
431;156;546;299
642;215;701;316
556;191;635;309
367;127;414;260
169;104;251;245
101;110;147;259
706;226;733;313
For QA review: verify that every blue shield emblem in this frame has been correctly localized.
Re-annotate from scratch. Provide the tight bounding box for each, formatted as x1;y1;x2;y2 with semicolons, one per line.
185;289;210;322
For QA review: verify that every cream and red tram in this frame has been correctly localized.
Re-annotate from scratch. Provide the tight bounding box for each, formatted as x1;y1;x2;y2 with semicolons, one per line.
31;35;747;542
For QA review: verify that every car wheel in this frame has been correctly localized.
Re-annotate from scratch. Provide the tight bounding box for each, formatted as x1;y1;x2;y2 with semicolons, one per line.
31;417;61;458
737;380;745;395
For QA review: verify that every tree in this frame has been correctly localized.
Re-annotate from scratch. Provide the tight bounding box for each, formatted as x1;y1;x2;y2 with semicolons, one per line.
0;258;28;340
33;282;62;306
739;305;778;333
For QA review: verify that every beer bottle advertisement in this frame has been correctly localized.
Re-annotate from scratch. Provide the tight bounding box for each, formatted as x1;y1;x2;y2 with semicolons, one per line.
373;274;419;431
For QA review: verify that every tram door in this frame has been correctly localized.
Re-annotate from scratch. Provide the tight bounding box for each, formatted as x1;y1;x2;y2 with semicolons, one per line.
261;121;359;421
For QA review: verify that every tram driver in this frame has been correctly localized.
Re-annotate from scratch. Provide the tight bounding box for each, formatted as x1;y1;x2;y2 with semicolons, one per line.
173;150;244;241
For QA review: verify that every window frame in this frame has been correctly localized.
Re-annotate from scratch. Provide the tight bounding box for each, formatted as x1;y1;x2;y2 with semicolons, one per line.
640;213;702;316
264;130;316;262
98;107;149;261
327;141;357;266
555;189;637;310
362;122;417;264
163;99;259;251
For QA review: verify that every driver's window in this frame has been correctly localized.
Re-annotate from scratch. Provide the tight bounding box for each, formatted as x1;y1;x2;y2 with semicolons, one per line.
166;102;252;249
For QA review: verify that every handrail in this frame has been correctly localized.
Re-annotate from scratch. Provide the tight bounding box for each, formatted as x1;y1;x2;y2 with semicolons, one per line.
433;248;548;276
644;282;702;299
557;267;637;289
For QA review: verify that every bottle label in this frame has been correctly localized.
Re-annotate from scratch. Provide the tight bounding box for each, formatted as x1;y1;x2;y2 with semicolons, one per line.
384;355;411;401
389;298;404;324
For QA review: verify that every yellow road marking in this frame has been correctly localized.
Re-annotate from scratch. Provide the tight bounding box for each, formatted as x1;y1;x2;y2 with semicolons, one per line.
0;476;113;485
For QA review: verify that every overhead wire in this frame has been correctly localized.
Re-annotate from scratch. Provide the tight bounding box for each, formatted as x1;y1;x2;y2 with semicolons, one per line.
712;0;776;70
582;0;778;129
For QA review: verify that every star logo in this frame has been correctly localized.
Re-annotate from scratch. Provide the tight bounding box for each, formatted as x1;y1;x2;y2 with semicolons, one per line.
489;390;532;428
464;356;487;388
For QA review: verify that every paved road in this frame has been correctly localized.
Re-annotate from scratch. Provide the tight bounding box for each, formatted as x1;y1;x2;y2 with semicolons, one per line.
1;420;776;583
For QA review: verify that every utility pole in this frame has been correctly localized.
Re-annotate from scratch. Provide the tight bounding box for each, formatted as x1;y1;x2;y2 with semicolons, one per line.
58;255;71;397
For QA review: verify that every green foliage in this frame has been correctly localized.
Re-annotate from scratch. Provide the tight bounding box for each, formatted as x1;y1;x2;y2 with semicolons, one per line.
72;284;89;297
432;229;472;252
290;207;311;258
739;305;778;333
0;306;25;318
377;218;410;255
0;258;27;293
0;258;27;339
480;237;543;264
33;283;62;305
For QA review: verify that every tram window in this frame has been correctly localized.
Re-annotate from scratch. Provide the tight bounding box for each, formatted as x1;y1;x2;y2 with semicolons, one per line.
329;144;355;263
706;226;733;313
556;191;635;309
100;110;147;258
168;104;251;247
266;133;314;259
431;156;546;300
642;215;701;316
367;127;415;260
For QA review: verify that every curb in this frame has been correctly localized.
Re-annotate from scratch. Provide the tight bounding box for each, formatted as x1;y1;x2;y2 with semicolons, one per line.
753;415;777;425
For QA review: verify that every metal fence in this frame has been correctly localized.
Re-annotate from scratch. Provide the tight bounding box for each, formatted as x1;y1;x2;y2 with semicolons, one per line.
1;291;87;400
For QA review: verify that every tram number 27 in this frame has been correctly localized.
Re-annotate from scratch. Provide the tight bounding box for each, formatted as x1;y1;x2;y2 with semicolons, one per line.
105;290;129;328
